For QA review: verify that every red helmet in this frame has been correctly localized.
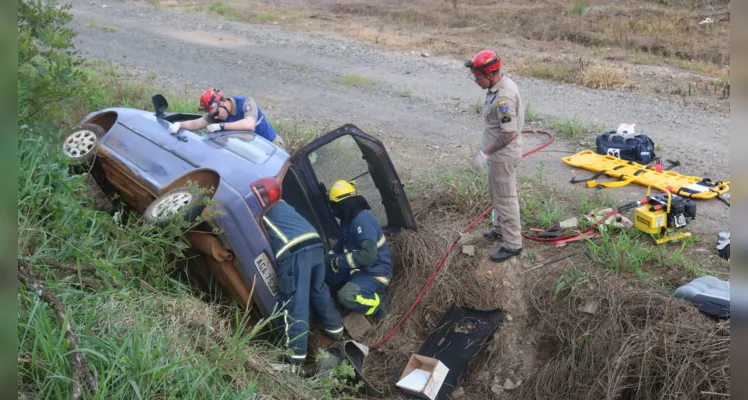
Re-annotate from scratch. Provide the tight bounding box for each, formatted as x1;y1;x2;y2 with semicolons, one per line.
465;49;501;74
199;88;223;112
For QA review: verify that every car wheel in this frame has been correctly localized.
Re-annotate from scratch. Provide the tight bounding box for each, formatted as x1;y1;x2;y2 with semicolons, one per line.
62;123;106;167
143;186;207;227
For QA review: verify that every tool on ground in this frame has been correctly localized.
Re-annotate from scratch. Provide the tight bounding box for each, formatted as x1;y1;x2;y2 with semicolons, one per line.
520;252;578;275
631;185;696;245
371;130;555;351
562;150;730;200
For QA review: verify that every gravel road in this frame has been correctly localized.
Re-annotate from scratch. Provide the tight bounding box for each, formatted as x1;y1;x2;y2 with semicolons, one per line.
67;0;731;237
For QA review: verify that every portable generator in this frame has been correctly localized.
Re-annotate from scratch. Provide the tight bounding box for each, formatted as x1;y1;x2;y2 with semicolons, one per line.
632;187;696;244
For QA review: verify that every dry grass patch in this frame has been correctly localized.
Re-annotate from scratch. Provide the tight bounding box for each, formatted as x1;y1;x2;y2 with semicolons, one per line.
582;63;631;89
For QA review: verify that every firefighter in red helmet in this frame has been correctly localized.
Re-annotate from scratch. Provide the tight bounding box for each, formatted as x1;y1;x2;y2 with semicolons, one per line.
169;88;285;148
466;49;525;263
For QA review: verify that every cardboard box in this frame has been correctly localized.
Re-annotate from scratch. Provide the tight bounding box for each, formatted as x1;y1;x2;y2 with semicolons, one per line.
396;354;449;400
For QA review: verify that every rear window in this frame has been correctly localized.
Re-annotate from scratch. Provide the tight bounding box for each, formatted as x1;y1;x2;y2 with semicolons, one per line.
210;132;276;164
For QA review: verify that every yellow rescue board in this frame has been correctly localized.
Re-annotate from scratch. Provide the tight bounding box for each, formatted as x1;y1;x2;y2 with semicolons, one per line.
562;150;730;200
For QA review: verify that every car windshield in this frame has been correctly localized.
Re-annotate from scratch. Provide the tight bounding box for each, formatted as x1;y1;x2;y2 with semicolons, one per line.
209;132;276;164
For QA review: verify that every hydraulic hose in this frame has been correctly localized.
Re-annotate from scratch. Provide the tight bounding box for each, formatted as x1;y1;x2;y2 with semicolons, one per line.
372;130;554;350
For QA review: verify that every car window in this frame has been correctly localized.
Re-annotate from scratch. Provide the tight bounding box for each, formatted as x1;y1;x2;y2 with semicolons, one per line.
307;134;387;226
210;132;276;164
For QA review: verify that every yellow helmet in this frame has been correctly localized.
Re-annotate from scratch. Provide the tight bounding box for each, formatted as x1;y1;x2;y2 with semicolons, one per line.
329;180;358;203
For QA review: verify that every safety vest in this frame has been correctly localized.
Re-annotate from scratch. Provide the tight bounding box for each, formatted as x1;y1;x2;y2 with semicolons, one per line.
225;96;277;142
262;201;322;260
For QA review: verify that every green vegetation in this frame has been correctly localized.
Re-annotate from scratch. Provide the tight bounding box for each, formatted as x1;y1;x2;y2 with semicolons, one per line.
547;114;589;138
524;101;538;122
17;1;356;398
331;74;377;88
208;1;280;23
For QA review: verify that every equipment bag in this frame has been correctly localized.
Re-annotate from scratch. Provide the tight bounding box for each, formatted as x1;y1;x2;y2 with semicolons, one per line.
595;131;656;164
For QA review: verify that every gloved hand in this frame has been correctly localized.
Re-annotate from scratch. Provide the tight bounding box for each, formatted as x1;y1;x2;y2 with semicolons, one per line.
168;122;181;134
473;151;488;173
325;253;339;273
207;123;224;133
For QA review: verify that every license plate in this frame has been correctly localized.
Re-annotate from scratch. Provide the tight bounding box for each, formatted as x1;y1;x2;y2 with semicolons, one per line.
254;252;279;297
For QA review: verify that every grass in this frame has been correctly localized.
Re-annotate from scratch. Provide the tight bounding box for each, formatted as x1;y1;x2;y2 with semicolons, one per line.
17;59;355;400
547;114;589;138
331;74;377;88
582;64;630;90
398;88;411;97
100;25;118;32
524;102;538;122
208;1;280;22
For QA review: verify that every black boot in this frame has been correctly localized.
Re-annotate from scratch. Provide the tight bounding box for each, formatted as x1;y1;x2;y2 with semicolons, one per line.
490;247;522;263
372;294;389;323
483;230;502;240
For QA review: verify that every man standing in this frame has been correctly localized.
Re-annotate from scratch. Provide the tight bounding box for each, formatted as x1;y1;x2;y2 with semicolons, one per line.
467;49;525;263
169;88;286;148
262;200;344;369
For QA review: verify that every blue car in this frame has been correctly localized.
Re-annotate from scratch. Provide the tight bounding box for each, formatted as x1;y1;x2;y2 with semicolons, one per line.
62;94;416;320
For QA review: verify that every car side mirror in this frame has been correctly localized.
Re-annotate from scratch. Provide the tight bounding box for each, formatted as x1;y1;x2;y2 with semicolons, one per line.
152;94;169;117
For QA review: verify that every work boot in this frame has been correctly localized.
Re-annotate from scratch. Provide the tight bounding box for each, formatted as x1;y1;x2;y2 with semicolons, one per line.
483;230;502;240
490;247;523;263
323;325;345;341
372;295;389;324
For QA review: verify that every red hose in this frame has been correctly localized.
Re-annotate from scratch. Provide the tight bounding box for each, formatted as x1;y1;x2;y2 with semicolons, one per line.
371;130;554;350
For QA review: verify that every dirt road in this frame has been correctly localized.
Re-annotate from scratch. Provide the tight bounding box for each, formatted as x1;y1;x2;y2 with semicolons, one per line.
68;0;730;237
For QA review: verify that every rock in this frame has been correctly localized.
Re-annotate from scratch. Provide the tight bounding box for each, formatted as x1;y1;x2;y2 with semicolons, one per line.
502;280;512;288
491;384;503;395
462;245;476;256
504;378;517;390
578;299;600;315
506;314;513;322
452;387;465;399
420;52;430;57
559;217;578;229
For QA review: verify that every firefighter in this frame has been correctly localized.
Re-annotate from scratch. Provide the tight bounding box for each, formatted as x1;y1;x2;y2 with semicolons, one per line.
262;200;344;369
324;180;391;323
467;49;525;263
169;88;286;148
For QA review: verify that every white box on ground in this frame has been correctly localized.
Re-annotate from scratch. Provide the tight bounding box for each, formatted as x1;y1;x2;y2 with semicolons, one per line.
396;354;449;400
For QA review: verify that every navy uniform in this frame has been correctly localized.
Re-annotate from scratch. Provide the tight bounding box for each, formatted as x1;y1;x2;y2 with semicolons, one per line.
325;181;392;321
262;200;344;364
204;95;282;145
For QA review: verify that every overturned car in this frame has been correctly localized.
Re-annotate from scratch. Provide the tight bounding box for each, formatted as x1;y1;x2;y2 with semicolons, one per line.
62;94;416;320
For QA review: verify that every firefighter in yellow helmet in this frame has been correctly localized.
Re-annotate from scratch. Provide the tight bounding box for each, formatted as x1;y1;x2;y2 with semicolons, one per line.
324;180;392;322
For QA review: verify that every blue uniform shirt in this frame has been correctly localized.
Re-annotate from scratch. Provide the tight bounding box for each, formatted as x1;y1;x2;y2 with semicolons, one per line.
332;210;393;279
207;96;278;142
262;201;321;260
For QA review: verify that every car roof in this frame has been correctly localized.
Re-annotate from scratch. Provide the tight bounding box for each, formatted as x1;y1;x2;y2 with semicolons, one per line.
100;108;289;195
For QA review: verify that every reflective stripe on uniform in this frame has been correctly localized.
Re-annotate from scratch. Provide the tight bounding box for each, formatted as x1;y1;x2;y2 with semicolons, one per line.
276;232;321;259
376;235;386;248
355;293;380;316
346;252;356;269
291;354;307;360
263;216;288;243
373;276;390;286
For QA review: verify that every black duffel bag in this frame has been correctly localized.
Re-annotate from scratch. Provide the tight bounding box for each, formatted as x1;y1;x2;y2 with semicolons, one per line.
595;131;656;164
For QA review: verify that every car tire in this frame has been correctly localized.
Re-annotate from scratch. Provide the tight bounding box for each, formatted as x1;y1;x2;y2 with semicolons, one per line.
143;186;207;227
62;123;107;168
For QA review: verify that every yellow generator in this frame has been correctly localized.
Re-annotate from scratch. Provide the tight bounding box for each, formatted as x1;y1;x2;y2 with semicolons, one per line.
633;187;696;244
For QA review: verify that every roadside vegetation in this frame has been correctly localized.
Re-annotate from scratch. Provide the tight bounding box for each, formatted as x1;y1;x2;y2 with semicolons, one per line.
17;1;355;398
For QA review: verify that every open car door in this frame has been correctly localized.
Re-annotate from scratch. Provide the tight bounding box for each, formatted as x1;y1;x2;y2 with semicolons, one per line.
290;124;417;240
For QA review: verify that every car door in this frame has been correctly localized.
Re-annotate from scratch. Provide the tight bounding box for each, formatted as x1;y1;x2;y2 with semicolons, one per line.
290;124;417;240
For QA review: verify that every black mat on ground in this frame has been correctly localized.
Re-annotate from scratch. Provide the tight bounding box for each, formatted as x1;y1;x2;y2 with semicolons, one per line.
416;305;504;400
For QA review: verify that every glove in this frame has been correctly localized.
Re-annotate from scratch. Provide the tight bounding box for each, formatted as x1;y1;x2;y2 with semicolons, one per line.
207;123;224;133
168;122;181;134
473;151;488;173
325;253;339;273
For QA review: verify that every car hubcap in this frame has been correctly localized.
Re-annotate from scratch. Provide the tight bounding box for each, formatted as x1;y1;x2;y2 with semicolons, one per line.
63;130;98;158
150;191;193;220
